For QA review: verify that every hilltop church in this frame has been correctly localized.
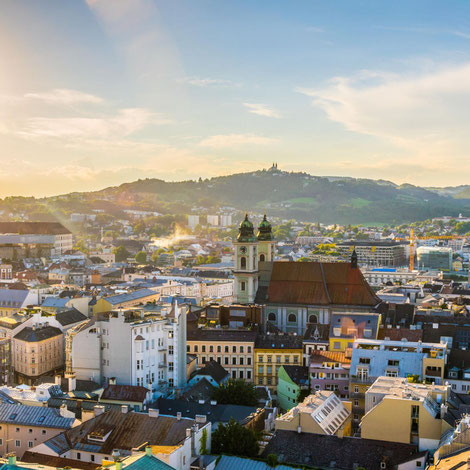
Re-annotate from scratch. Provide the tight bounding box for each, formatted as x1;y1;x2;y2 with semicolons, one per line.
233;214;380;335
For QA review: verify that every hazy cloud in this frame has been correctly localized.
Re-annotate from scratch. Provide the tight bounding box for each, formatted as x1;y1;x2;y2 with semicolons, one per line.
24;89;104;105
199;133;278;148
179;77;238;88
243;103;281;118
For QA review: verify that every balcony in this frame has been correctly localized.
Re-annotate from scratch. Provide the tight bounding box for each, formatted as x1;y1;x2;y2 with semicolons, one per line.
158;362;166;368
350;375;376;385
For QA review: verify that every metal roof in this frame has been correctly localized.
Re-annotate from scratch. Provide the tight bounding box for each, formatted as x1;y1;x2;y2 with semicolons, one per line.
0;403;74;429
104;289;157;305
216;455;297;470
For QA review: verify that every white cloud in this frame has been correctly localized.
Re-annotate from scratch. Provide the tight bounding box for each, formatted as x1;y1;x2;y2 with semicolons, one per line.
243;103;281;118
298;63;470;161
24;89;104;105
199;133;278;148
5;108;170;140
179;77;238;88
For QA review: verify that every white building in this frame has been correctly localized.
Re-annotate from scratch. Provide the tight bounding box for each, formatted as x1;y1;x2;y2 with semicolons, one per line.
219;214;233;227
207;215;219;226
70;304;187;394
188;215;200;230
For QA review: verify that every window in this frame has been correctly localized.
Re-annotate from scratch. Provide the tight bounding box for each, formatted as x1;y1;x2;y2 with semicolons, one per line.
225;346;229;353
288;313;297;323
240;357;244;365
91;455;95;462
259;355;263;363
268;312;276;322
15;440;20;447
248;346;252;353
232;370;237;379
232;357;237;365
240;257;247;269
194;345;198;352
16;427;19;432
247;370;252;379
225;357;229;365
267;355;272;363
217;346;221;353
77;453;81;460
240;346;244;353
232;345;237;353
309;314;317;324
42;430;46;435
247;357;251;365
260;254;265;262
169;345;174;355
259;366;263;374
202;345;206;353
209;345;213;353
293;356;299;364
28;441;33;448
241;281;246;291
285;356;290;364
28;429;32;433
239;370;244;379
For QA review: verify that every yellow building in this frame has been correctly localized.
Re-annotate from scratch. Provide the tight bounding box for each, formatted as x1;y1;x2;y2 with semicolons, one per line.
254;334;303;389
93;289;159;314
328;312;381;352
360;376;451;450
275;391;351;437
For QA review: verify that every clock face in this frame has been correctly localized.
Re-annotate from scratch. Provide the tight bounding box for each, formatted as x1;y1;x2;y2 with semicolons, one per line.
240;246;247;254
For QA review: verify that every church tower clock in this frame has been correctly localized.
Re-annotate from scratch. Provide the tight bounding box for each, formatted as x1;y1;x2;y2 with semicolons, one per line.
233;213;259;303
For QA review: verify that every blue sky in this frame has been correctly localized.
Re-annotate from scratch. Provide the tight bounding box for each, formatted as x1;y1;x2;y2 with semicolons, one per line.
1;0;470;196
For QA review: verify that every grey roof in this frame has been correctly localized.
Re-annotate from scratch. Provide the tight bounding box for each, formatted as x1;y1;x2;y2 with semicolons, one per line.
55;308;88;326
42;297;69;308
14;326;62;342
181;378;215;402
104;289;157;305
0;403;74;429
216;455;297;470
187;329;258;343
156;398;257;425
262;430;420;470
255;334;302;350
0;289;30;308
42;410;196;455
193;360;229;384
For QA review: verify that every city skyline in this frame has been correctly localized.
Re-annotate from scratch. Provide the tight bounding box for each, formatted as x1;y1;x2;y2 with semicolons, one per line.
2;0;470;196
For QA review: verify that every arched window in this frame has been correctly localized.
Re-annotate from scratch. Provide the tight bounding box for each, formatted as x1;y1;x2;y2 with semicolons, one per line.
260;254;266;262
240;256;246;269
309;314;318;324
268;312;276;322
288;313;297;323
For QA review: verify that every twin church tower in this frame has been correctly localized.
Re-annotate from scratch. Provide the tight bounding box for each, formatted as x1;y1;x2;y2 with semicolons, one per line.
233;214;276;303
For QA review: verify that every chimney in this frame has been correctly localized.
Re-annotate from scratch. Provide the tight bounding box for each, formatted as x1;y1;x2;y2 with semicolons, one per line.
145;446;153;457
66;374;76;392
186;428;191;439
7;454;16;466
441;403;448;418
94;405;105;417
148;408;159;418
195;415;207;424
177;412;182;421
116;462;122;470
54;375;62;386
121;405;129;414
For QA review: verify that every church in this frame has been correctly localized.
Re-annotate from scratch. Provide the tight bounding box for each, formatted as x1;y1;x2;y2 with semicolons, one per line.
233;214;381;335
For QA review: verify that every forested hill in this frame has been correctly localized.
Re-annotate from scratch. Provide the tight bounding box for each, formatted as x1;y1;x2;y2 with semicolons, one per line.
89;168;470;224
2;168;470;225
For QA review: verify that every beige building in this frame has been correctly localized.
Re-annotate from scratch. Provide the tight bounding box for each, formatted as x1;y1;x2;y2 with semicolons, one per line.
0;403;74;458
13;325;64;385
275;391;352;437
360;376;451;450
187;329;257;381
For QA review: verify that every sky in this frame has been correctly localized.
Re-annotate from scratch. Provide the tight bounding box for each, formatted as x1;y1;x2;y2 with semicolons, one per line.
2;0;470;197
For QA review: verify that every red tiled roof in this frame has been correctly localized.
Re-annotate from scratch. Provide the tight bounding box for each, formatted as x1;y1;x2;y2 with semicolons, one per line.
378;327;423;342
266;262;379;306
309;350;351;365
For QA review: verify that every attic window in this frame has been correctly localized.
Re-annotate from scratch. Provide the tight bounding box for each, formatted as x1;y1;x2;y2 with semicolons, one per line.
9;413;17;420
38;416;46;423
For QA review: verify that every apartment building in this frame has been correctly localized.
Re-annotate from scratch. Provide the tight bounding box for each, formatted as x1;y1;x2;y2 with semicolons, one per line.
349;338;447;430
255;334;303;390
416;246;452;271
337;241;407;267
13;325;64;385
0;222;73;257
71;305;187;392
275;391;351;437
0;403;74;458
32;408;211;470
310;350;351;398
187;329;257;381
360;376;450;450
329;312;381;352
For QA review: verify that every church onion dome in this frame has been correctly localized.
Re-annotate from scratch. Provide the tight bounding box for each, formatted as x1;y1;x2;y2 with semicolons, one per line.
257;214;273;241
237;213;257;243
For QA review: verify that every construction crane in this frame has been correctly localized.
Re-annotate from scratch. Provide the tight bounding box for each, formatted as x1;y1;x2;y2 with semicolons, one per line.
408;230;465;271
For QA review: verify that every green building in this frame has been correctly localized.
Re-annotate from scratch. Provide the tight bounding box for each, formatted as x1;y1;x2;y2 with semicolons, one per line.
277;364;309;411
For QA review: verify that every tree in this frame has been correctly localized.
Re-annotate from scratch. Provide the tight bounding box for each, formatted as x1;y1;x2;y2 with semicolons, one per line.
199;428;208;455
212;379;258;406
113;245;130;262
211;418;259;457
266;454;278;468
135;251;147;264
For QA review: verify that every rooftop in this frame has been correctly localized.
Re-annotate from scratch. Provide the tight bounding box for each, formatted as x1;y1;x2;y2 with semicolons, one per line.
0;403;74;429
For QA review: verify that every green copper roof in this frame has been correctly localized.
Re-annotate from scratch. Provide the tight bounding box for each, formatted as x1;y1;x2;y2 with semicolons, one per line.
257;214;273;241
237;213;257;242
